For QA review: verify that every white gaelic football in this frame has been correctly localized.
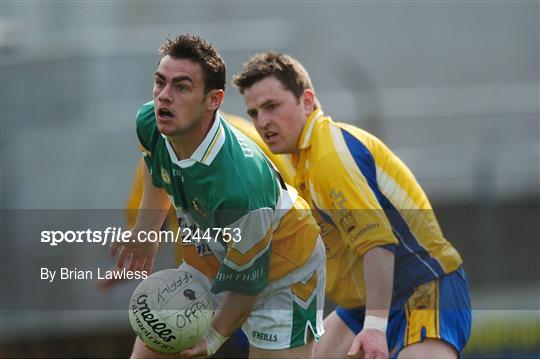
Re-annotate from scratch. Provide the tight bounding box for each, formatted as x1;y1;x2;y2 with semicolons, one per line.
128;268;213;353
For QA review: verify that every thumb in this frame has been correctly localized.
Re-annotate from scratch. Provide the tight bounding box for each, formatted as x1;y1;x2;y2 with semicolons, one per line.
348;336;363;356
178;341;206;358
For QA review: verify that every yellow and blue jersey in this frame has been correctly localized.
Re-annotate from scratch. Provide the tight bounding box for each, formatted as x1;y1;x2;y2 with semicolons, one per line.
292;109;462;308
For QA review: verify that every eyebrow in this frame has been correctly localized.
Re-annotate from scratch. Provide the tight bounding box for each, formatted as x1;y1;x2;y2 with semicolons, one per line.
260;99;277;108
154;72;194;85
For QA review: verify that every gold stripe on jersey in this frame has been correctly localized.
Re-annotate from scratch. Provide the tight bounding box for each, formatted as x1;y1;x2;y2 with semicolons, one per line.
140;144;151;155
268;196;319;281
291;271;318;303
201;125;224;163
226;229;272;268
182;244;220;279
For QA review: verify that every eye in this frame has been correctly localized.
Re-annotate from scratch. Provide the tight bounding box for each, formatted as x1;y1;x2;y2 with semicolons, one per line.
266;103;277;112
155;78;164;87
247;110;257;120
175;84;188;92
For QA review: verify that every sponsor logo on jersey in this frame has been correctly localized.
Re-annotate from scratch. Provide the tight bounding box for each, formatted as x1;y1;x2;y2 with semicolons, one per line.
330;189;357;233
351;223;380;241
410;281;436;309
161;168;171;184
252;330;278;342
191;198;208;219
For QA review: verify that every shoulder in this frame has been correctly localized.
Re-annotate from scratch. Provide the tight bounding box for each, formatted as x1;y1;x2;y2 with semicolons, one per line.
215;124;279;209
135;101;159;151
310;120;381;182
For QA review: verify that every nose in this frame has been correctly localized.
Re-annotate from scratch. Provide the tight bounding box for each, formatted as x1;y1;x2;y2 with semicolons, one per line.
157;84;172;103
255;111;271;130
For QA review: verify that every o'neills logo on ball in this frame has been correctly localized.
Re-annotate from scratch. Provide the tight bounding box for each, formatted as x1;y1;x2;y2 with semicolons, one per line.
183;289;196;300
135;294;176;342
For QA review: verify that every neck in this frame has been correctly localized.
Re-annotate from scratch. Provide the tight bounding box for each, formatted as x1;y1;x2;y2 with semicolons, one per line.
168;111;216;160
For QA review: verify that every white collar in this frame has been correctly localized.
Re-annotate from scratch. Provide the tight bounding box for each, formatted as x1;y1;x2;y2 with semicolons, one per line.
162;111;226;168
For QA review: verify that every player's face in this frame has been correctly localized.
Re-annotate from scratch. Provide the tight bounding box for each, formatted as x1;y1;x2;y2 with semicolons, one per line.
153;56;209;137
243;76;311;155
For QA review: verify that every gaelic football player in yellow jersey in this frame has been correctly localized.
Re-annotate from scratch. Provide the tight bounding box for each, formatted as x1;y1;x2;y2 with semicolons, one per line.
235;52;471;359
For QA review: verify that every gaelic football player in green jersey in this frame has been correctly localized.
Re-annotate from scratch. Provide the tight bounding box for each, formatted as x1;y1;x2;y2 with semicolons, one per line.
110;35;326;358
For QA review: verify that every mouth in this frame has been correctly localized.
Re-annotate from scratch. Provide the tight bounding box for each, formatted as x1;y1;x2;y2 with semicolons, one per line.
264;131;279;142
157;108;175;120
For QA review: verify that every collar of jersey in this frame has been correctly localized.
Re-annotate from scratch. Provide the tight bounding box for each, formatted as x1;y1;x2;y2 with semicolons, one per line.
162;111;226;168
297;109;324;150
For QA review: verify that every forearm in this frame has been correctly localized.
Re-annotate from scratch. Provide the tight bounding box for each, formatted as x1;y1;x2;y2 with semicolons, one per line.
363;246;395;319
346;248;394;359
212;291;258;337
132;165;170;233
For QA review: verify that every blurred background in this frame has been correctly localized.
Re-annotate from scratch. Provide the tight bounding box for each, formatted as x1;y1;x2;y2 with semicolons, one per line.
1;1;538;358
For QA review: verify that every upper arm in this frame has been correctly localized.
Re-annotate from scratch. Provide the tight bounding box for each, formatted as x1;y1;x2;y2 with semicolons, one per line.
312;151;397;257
210;204;273;296
140;164;170;210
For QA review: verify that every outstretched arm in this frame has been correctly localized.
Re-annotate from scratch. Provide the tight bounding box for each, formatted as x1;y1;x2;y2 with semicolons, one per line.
110;164;171;273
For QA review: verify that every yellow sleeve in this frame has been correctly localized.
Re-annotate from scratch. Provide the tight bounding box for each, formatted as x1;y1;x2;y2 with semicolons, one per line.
311;152;398;257
124;158;145;228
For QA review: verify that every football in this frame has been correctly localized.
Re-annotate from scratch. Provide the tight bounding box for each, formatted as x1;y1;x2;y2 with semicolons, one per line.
128;268;213;353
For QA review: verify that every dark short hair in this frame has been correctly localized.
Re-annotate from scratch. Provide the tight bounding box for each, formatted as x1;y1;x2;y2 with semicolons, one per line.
233;52;314;101
159;34;226;93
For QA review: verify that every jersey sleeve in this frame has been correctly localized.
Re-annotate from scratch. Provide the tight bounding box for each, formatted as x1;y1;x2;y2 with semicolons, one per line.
209;163;280;296
135;101;164;188
311;150;398;257
210;206;273;296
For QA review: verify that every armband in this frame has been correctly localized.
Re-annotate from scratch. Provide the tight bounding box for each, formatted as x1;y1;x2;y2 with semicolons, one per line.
363;315;388;334
204;326;229;356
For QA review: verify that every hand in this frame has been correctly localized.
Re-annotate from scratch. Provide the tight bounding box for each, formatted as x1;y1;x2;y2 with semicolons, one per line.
96;265;127;292
347;328;388;359
109;231;158;273
177;339;208;358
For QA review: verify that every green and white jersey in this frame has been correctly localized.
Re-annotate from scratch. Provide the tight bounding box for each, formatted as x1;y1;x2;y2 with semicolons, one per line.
136;101;311;295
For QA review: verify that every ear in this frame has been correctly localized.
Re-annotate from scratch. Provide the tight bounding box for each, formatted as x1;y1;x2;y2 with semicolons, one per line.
301;89;316;115
206;89;225;111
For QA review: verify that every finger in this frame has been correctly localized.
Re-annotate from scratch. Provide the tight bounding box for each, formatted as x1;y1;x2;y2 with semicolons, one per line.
179;346;204;359
96;277;118;292
178;347;194;358
363;351;375;359
144;255;155;275
117;247;130;269
131;254;146;272
347;338;362;357
135;255;147;273
129;253;140;272
110;242;119;257
97;278;113;291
